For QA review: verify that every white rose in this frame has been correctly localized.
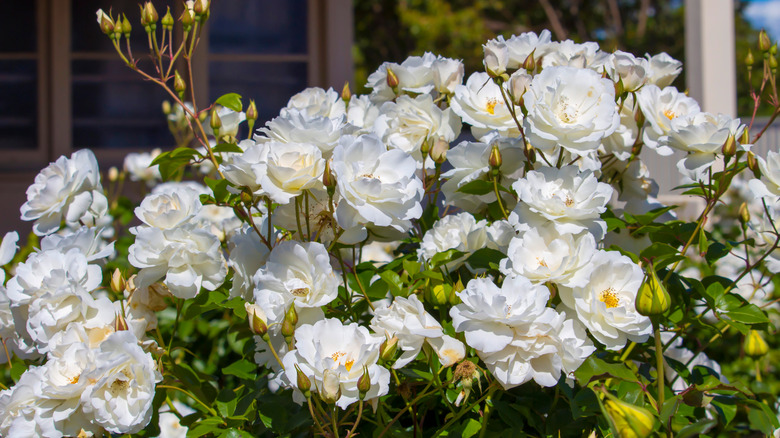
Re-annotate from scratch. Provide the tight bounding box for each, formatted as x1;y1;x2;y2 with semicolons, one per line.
123;149;162;185
451;72;521;140
129;224;227;299
370;294;465;368
523;66;619;157
82;331;161;434
431;56;464;94
346;95;381;133
645;52;683;88
440;135;525;211
559;250;652;350
219;140;268;194
259;109;355;158
259;141;325;204
665;112;744;181
541;40;609;70
0;232;18;284
374;94;461;162
451;276;594;388
253;241;338;325
417;212;491;271
366;53;437;103
21;149;104;236
503;30;553;69
0;366;53;437
602;94;640;160
204;105;245;139
605;50;649;93
135;185;202;230
749;150;780;198
332;134;424;244
483;38;509;77
227;225;272;301
282;318;390;409
510;165;613;239
499;223;596;288
283;87;346;120
39;226;114;263
636;84;701;155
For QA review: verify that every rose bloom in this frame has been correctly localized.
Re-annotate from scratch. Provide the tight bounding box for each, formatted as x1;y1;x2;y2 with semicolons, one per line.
370;294;465;368
645;53;683;88
366;52;437;102
346;95;381;134
81;331;162;434
253;241;339;325
219;140;268;195
636;84;701;155
123;149;162;186
283;87;346;120
440;135;526;211
450;72;521;140
451;276;594;389
510;165;613;239
665;112;744;181
204;105;245;139
523;65;619;157
259;109;355;158
747;150;780;199
604;50;649;93
227;224;272;301
374;94;461;162
39;226;114;263
258;140;325;205
283;318;390;409
417;212;495;271
558;250;652;350
602;94;640;160
502;30;553;70
21;149;104;236
431;56;464;95
541;40;609;70
500;223;596;288
331;134;424;244
134;184;202;230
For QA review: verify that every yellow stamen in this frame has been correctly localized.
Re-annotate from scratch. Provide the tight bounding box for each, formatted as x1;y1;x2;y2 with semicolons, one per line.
663;109;676;120
486;98;498;115
600;287;620;309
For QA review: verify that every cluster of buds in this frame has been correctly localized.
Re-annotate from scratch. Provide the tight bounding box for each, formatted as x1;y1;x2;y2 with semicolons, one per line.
96;10;131;40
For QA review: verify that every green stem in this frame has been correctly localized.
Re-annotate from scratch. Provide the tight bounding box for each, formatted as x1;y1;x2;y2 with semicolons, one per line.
332;405;340;438
346;400;364;437
492;174;509;219
653;319;665;413
158;384;218;417
432;382;498;438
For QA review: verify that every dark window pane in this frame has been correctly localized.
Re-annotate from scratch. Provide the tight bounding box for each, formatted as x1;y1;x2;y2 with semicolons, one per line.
72;60;171;149
0;2;36;53
0;61;37;149
72;0;176;53
209;61;307;127
209;0;307;55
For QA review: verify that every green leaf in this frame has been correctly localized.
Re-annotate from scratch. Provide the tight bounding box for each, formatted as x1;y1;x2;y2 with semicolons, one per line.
456;179;495;195
458;418;482;438
430;248;466;268
188;417;226;437
726;304;769;325
379;270;403;296
605;217;626;231
747;401;779;435
222;359;257;380
711;396;737;425
216;387;238;418
570;387;600;419
704;242;730;264
205;177;231;203
715;291;744;312
215;93;243;112
465;248;505;271
212;142;244;154
574;356;637;385
640;242;679;261
676;419;716;438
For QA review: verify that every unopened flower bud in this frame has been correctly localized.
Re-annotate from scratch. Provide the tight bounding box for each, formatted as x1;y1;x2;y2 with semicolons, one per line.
745;330;769;358
110;269;126;294
509;71;531;105
323;159;336;189
636;266;671;316
240;189;253;206
121;14;132;38
246;99;257;122
295;364;312;397
193;0;210;16
357;366;371;400
162;100;172;115
523;50;536;72
341;81;351;102
489;144;502;169
721;133;737;157
113;18;123;36
773;43;778;56
420;137;432;156
524;141;536;164
746;49;755;68
281;318;295;340
759;30;771;52
380;335;399;363
748;151;761;179
245;303;268;337
386;67;399;90
209;107;222;136
96;9;115;35
634;108;645;128
614;77;625;97
483;40;508;78
739;202;751;226
180;8;194;28
161;7;174;30
174;71;186;97
320;369;342;404
770;54;778;73
114;314;129;332
108;166;119;183
141;2;159;26
284;304;298;327
604;396;656;438
430;137;449;164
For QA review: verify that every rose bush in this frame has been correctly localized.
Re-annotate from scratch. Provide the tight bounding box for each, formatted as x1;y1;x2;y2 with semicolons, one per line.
2;4;780;437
